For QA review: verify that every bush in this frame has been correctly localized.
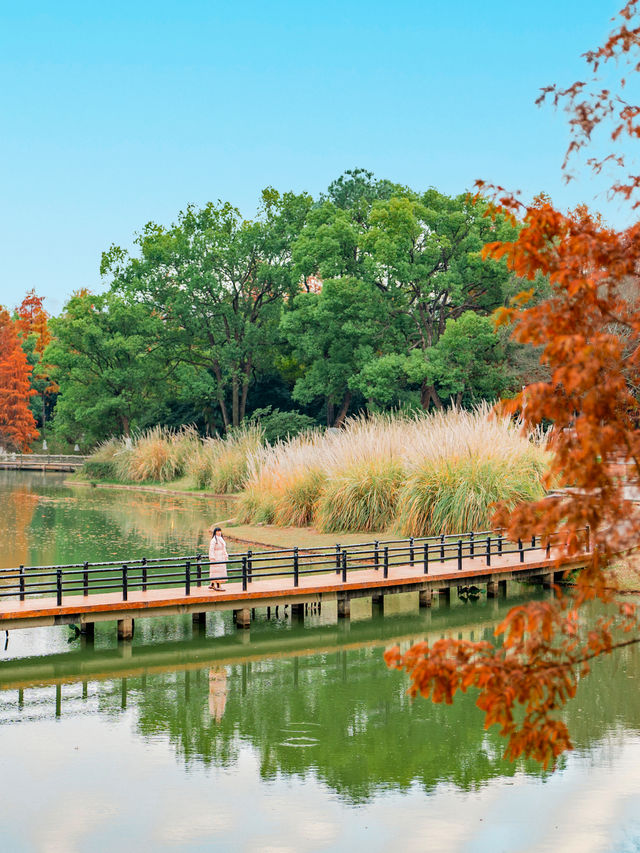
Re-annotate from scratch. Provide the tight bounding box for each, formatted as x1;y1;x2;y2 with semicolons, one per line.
248;407;317;444
81;459;117;480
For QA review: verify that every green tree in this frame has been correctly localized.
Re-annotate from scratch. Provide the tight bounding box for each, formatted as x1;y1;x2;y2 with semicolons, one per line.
425;311;511;406
47;291;177;443
291;178;519;412
103;190;312;429
281;277;402;425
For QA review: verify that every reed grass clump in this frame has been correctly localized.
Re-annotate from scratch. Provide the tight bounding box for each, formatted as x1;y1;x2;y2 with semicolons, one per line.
238;405;550;535
315;459;404;532
83;424;262;491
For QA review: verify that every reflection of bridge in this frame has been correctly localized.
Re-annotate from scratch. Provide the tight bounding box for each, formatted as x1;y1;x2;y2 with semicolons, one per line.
0;531;591;641
0;591;535;710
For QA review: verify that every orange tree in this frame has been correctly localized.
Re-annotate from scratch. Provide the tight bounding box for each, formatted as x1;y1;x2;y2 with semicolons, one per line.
386;1;640;768
0;308;38;451
15;290;58;433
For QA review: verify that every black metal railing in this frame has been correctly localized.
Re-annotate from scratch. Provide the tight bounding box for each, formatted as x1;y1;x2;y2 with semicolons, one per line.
0;527;590;608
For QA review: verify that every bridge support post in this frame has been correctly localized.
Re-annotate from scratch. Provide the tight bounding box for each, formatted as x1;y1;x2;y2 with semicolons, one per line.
80;621;95;641
541;573;554;589
487;580;498;598
438;587;451;605
419;588;433;608
337;597;350;620
498;580;507;597
192;612;206;632
291;603;305;622
117;618;134;641
235;608;251;629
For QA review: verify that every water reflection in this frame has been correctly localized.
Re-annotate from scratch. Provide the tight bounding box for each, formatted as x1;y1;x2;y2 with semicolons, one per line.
0;470;235;568
4;598;639;805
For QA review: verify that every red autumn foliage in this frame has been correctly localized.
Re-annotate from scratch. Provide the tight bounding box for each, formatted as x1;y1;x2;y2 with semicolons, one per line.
15;289;51;355
385;1;640;768
0;308;38;452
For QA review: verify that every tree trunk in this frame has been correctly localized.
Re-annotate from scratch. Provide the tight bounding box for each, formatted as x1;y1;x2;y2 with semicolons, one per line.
326;398;334;427
212;362;230;430
420;382;443;411
120;413;130;437
231;376;239;428
333;391;352;427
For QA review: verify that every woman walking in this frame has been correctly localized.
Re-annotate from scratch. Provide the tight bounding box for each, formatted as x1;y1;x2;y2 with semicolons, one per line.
208;526;228;590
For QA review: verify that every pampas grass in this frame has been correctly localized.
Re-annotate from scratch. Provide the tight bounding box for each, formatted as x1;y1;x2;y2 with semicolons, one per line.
239;405;550;535
84;424;263;492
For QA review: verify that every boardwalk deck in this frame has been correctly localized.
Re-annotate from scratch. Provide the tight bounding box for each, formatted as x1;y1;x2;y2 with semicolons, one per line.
0;546;589;633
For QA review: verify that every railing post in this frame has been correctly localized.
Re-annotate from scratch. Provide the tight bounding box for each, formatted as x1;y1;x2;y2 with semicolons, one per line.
341;549;347;583
185;560;191;596
19;565;25;602
423;542;429;575
83;561;89;597
457;539;462;571
335;544;341;575
383;546;389;579
546;538;551;559
56;569;62;606
531;535;536;548
469;531;474;559
142;557;147;593
440;534;445;563
247;549;253;582
293;547;299;588
242;556;248;592
498;531;503;555
518;538;524;563
586;524;591;552
409;537;415;567
196;554;202;588
486;536;491;567
374;540;379;570
122;564;128;601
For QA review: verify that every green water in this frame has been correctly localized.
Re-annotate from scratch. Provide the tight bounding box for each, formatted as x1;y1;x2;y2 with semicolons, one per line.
1;473;640;852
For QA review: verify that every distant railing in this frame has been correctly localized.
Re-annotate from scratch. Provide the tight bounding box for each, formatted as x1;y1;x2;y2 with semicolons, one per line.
0;454;86;470
0;528;590;607
0;454;87;464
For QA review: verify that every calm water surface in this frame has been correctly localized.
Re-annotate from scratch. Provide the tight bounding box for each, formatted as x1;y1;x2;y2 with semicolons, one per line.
1;472;640;853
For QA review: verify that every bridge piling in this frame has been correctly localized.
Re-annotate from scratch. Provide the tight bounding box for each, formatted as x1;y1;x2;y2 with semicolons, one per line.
117;618;134;641
337;597;350;619
419;588;433;608
235;608;251;629
192;612;206;632
487;580;498;598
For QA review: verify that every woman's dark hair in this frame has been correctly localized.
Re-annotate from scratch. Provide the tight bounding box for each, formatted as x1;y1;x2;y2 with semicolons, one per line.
212;527;222;538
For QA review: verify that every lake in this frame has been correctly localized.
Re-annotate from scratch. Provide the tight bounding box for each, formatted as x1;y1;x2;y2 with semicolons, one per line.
1;471;640;852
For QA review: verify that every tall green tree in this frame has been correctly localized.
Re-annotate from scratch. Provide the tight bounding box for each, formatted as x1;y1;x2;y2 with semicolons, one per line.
281;277;402;425
103;190;312;429
291;178;519;411
47;291;177;443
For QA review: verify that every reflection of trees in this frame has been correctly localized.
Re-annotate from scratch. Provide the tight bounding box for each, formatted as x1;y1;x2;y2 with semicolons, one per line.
94;623;640;803
117;643;542;802
1;471;234;567
0;475;37;570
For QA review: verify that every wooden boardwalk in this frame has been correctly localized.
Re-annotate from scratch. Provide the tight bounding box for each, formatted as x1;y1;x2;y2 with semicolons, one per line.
0;546;589;636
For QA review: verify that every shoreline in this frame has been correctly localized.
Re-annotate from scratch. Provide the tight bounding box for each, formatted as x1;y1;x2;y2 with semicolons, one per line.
66;479;239;500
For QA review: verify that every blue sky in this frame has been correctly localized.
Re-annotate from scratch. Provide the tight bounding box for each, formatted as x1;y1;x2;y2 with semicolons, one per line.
0;0;627;314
